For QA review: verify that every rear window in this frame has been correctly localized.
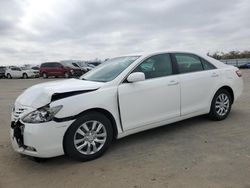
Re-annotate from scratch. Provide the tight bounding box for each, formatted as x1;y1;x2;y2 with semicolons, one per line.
174;53;203;73
201;58;216;70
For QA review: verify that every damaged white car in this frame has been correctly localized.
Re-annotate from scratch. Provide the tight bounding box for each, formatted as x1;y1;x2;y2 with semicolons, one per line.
10;51;243;161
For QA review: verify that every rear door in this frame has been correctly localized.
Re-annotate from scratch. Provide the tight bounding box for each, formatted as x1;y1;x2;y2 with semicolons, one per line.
54;63;64;76
118;53;180;131
48;63;59;76
172;53;220;115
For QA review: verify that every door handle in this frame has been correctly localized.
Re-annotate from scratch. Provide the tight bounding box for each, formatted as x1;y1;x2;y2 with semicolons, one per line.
211;72;219;77
168;80;179;86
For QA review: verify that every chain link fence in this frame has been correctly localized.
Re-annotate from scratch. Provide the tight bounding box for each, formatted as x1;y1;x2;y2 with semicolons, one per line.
220;58;250;67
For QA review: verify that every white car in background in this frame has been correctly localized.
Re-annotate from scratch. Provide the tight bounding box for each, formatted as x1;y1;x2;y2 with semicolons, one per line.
5;66;39;79
10;51;243;161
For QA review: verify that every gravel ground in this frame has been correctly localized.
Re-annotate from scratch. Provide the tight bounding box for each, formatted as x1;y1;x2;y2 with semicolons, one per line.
0;71;250;188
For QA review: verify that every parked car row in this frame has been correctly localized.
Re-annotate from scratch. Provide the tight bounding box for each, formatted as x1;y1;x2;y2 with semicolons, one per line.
0;61;101;79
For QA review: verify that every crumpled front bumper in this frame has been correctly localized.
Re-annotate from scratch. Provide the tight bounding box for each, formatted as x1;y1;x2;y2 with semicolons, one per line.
10;119;74;158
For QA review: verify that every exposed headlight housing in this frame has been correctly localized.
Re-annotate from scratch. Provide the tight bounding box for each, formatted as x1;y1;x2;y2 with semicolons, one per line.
22;105;63;123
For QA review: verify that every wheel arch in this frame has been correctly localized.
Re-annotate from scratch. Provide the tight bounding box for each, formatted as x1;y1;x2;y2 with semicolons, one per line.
215;85;234;104
7;73;12;78
64;108;118;141
62;108;118;156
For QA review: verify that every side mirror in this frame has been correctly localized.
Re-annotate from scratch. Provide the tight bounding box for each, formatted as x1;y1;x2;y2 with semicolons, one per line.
127;72;145;83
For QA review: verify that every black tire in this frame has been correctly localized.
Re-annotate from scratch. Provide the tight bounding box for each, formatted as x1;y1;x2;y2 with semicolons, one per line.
23;73;28;79
64;112;113;161
209;89;232;121
7;74;12;79
42;72;48;78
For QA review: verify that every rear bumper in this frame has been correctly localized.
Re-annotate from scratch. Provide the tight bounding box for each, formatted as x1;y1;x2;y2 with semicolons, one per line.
27;73;38;78
10;120;74;158
233;77;244;102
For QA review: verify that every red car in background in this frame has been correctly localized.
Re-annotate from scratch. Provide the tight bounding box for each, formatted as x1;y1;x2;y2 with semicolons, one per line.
39;62;85;78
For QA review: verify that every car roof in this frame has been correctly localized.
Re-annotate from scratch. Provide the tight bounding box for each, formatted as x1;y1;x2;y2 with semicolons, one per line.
114;50;227;69
115;51;203;58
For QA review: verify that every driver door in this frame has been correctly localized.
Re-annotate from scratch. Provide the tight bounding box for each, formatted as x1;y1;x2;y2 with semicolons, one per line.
118;53;180;131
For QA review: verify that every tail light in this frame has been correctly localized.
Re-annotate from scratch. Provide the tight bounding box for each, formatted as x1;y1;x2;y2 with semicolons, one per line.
236;70;242;77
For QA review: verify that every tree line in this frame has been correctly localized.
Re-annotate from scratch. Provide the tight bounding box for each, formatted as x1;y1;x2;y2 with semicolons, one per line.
207;50;250;60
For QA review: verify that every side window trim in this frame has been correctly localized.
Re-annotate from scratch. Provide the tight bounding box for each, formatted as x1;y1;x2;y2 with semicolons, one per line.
199;57;205;70
170;53;179;74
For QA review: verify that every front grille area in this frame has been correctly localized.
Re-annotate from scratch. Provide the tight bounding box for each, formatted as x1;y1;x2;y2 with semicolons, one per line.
73;69;84;77
11;121;25;147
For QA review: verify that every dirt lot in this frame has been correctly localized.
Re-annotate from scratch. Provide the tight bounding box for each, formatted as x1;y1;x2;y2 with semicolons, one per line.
0;71;250;188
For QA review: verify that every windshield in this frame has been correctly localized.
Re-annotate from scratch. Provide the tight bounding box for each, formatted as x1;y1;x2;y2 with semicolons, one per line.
81;56;140;82
21;67;29;70
32;67;39;70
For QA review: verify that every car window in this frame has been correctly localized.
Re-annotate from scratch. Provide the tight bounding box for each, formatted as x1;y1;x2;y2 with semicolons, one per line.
48;63;54;67
133;54;172;79
201;58;216;70
11;67;20;71
41;63;48;67
72;63;80;67
174;53;203;73
32;67;39;70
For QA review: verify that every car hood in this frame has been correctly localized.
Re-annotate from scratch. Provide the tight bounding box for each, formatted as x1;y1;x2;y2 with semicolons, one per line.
15;79;104;108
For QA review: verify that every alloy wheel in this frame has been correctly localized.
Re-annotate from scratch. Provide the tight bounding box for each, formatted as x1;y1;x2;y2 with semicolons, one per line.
215;93;230;116
73;120;107;155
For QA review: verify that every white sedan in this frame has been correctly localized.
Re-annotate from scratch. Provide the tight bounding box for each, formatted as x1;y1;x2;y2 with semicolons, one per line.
5;67;39;79
10;51;243;161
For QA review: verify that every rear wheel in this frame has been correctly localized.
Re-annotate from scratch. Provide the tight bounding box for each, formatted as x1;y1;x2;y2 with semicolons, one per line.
64;112;113;161
209;89;232;121
23;73;28;79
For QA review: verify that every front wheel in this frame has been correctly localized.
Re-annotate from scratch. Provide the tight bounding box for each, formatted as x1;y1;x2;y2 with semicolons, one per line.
7;74;12;79
209;89;232;121
64;112;113;161
42;72;48;78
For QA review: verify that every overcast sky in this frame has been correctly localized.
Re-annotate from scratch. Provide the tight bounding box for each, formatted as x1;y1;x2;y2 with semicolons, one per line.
0;0;249;65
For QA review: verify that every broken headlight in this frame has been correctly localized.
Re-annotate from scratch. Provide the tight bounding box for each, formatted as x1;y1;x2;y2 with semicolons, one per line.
22;105;63;123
